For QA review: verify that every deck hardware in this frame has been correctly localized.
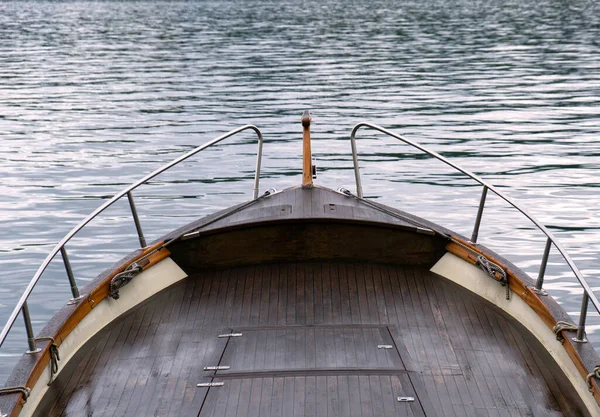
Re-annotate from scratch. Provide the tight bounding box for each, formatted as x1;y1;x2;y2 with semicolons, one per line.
471;186;488;243
397;397;414;402
0;386;31;403
22;301;41;354
108;260;148;300
67;294;87;305
586;365;600;391
349;122;600;318
336;187;354;197
349;129;363;198
530;286;548;296
218;333;243;338
553;321;578;343
253;129;264;200
377;345;393;349
60;246;81;301
573;292;589;343
476;255;509;300
535;237;553;292
35;336;60;385
127;191;147;248
263;187;278;196
312;161;317;179
204;366;230;371
349;121;600;351
197;382;224;387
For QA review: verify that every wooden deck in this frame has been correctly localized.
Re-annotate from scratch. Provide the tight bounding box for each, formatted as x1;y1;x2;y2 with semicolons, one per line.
36;262;585;417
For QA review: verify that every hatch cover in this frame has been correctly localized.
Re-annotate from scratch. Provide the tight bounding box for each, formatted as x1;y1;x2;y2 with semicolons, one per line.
197;325;435;416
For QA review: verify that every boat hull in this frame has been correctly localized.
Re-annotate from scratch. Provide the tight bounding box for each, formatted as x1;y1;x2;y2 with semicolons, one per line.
2;186;598;417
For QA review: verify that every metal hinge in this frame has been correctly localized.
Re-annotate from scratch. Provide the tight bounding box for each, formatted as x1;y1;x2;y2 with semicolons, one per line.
378;344;393;349
398;397;414;402
204;366;230;371
218;332;242;338
197;382;224;387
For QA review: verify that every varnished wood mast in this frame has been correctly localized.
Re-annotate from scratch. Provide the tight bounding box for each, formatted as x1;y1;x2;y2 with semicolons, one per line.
302;110;313;188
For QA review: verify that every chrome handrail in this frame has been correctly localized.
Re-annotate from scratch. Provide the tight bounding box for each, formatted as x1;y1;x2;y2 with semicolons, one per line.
0;125;263;351
350;122;599;342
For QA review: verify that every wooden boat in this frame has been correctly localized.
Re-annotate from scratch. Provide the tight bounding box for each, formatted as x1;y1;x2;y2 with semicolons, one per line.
1;112;600;416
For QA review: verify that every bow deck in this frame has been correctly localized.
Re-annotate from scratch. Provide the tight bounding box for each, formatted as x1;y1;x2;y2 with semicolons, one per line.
36;261;584;416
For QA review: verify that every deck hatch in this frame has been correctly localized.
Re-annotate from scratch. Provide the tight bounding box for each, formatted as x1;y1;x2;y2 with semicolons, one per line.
217;325;404;373
195;325;432;416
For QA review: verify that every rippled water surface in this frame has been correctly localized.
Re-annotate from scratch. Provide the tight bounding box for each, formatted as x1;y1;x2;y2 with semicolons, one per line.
1;0;599;382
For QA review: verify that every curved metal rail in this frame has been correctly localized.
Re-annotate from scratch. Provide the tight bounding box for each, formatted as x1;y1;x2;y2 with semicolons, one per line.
350;122;599;342
0;125;264;351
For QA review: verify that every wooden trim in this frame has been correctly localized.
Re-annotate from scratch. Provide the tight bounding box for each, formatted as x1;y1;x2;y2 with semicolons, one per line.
446;237;600;406
446;241;554;326
8;241;170;417
301;110;313;188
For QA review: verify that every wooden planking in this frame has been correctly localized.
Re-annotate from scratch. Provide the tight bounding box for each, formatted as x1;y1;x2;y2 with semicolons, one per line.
446;238;600;404
217;327;402;373
188;186;423;233
199;375;420;417
37;262;588;417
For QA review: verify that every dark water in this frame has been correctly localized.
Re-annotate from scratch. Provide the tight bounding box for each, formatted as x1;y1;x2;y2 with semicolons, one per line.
1;0;599;383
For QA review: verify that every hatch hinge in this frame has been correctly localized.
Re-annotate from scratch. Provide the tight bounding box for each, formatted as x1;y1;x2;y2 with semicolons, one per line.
197;382;224;388
204;366;230;371
398;396;415;402
218;332;243;338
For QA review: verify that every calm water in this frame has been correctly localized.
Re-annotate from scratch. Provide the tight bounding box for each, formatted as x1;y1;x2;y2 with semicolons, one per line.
1;0;599;383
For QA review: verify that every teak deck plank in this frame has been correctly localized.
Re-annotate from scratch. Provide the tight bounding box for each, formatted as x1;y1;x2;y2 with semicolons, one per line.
36;262;585;417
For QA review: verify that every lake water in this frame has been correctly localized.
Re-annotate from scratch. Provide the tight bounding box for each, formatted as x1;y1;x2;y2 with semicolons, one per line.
1;0;599;383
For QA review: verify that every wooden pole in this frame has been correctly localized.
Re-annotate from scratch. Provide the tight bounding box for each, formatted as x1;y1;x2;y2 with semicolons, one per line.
302;110;313;188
